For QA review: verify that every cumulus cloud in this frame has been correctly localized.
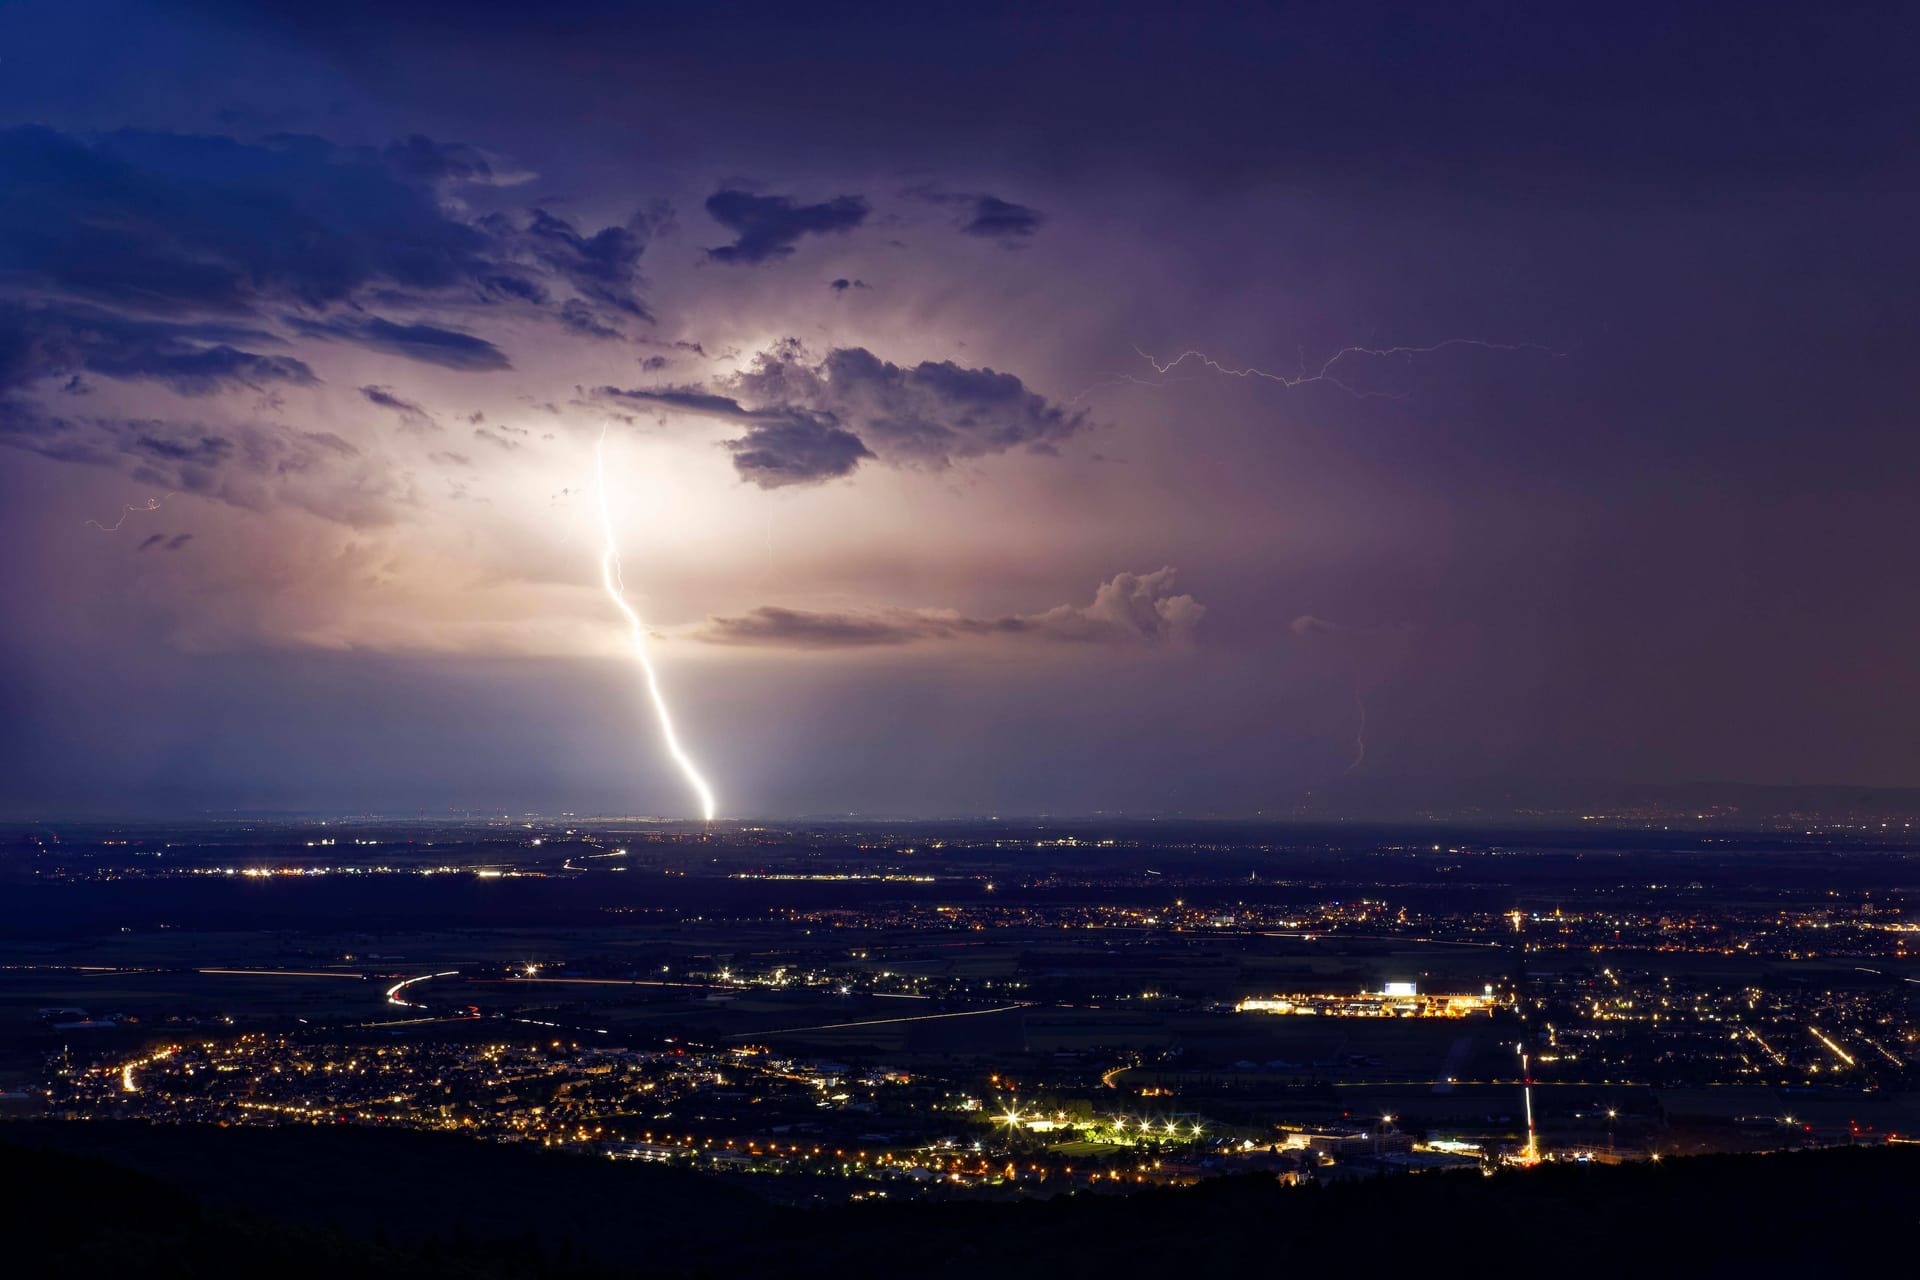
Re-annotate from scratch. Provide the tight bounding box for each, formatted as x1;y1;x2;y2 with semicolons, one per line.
596;379;873;487
731;345;1085;468
596;340;1087;487
358;384;437;430
724;415;873;486
700;569;1203;650
703;189;869;264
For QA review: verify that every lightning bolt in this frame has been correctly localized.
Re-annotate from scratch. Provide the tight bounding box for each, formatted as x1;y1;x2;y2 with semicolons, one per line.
85;492;176;532
593;429;718;821
1067;371;1192;405
1346;680;1368;774
1133;339;1558;400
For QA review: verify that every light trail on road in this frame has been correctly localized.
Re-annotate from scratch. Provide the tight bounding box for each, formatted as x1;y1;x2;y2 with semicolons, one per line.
196;968;368;980
502;976;724;991
385;970;459;1009
732;1002;1032;1039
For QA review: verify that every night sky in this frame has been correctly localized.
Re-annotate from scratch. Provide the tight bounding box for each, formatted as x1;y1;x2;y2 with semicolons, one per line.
3;2;1917;818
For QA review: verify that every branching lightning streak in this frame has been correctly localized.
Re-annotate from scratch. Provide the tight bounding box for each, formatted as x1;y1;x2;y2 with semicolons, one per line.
1347;680;1368;774
1067;371;1193;405
85;492;176;532
1134;339;1557;400
593;429;718;821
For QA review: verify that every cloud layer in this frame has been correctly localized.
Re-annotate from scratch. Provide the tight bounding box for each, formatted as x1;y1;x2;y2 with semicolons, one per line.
0;124;674;517
701;569;1204;649
600;340;1087;487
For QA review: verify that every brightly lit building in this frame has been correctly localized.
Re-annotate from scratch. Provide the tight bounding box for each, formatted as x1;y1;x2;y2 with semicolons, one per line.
1234;982;1499;1017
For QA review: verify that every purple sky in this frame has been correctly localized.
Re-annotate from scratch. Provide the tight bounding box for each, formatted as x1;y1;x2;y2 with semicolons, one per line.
3;2;1918;817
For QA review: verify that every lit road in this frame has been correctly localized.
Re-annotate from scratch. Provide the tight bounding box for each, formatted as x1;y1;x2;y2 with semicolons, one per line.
501;976;722;991
731;1002;1033;1039
1256;931;1503;950
384;970;459;1009
1855;966;1920;986
195;968;367;980
1808;1025;1857;1068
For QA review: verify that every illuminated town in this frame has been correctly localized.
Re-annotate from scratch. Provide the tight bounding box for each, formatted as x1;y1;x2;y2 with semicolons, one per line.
5;817;1914;1206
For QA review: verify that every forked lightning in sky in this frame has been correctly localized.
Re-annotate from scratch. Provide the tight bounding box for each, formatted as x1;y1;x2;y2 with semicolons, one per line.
1134;339;1558;399
84;493;175;532
594;429;718;821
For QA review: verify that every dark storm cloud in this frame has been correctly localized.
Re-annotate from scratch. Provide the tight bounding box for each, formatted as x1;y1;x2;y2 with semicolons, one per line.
735;343;1087;467
907;186;1045;241
0;126;659;348
703;190;869;264
211;3;1917;194
380;134;499;185
962;196;1043;239
511;207;658;322
596;384;763;419
701;569;1204;649
357;384;436;430
703;606;978;647
598;342;1086;487
290;315;510;371
557;300;622;339
0;302;314;396
725;416;873;488
0;126;501;314
601;381;876;487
